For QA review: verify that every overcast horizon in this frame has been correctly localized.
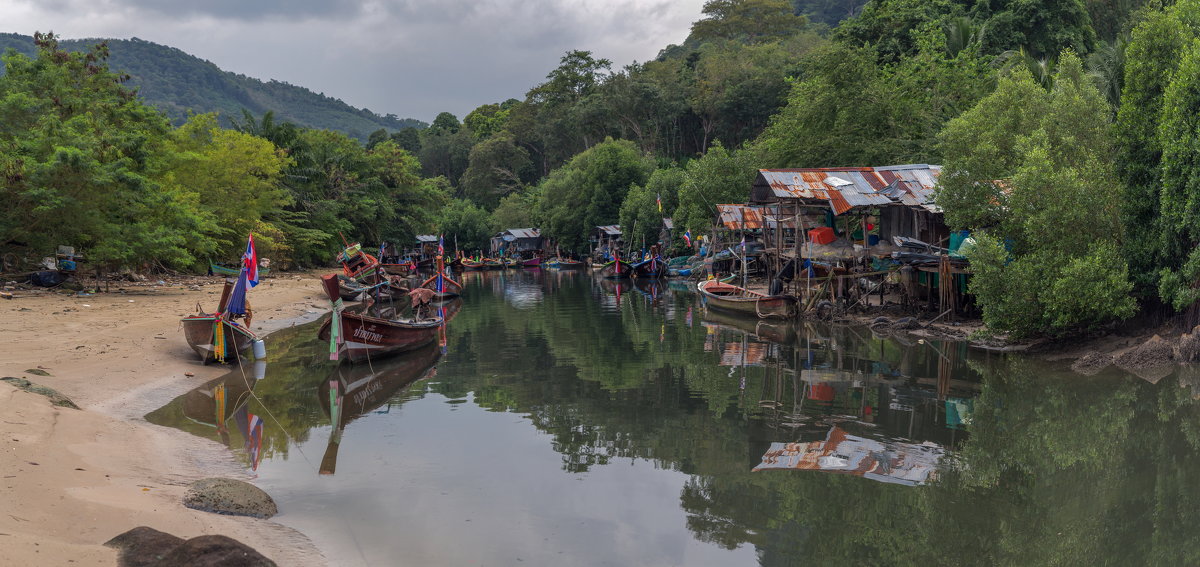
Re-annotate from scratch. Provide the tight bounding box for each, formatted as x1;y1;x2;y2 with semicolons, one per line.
2;0;707;123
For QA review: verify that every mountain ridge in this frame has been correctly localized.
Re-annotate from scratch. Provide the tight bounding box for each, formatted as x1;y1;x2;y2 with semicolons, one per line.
0;32;426;140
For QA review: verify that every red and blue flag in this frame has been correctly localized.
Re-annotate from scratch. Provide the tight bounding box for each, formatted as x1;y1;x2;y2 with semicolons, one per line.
242;233;259;288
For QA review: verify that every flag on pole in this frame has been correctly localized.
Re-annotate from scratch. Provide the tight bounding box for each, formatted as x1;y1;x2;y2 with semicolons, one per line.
242;233;259;287
683;230;692;247
438;234;445;256
740;234;746;251
656;193;662;213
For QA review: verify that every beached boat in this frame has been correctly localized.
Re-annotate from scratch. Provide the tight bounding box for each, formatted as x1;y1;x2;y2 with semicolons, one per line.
599;254;633;279
318;343;441;474
632;256;667;279
209;261;269;278
185;241;265;364
697;280;798;319
317;274;442;363
181;311;259;364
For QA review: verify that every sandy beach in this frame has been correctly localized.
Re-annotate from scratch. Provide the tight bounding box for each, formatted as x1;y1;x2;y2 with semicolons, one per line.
1;272;332;565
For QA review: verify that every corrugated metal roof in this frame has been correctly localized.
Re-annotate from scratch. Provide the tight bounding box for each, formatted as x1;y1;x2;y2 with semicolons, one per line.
597;225;622;236
716;204;763;229
755;164;942;214
502;228;541;239
416;235;438;242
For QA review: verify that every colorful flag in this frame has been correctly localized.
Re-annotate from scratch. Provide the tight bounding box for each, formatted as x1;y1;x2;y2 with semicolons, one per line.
242;233;259;287
656;193;662;212
438;234;444;256
683;230;692;247
740;235;746;251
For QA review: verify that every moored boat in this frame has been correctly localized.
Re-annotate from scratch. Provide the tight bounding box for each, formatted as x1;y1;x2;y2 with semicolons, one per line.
317;274;442;363
418;256;463;300
697;280;798;319
632;256;667;279
520;257;542;268
599;253;633;279
461;258;485;271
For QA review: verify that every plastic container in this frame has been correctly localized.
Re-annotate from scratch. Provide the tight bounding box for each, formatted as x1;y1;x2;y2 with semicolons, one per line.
949;230;970;252
252;339;267;360
808;227;837;245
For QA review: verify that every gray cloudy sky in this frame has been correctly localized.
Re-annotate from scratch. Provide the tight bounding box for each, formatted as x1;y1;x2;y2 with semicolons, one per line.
2;0;706;122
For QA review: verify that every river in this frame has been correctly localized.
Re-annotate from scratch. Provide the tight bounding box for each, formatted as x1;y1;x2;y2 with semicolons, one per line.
147;268;1200;566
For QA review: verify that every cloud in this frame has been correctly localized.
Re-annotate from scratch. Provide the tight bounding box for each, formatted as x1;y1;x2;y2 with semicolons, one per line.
1;0;705;121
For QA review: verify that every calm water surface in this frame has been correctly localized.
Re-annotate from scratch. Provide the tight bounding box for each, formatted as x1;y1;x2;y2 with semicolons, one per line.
148;269;1200;566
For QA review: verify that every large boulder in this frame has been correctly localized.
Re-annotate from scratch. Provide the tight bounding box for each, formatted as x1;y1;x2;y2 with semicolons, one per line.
105;527;275;567
183;478;277;519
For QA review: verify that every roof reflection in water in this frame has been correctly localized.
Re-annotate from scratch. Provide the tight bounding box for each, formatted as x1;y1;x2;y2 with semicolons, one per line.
753;425;945;485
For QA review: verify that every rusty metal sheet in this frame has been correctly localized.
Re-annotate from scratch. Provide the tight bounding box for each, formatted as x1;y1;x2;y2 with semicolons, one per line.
757;164;942;214
505;228;540;239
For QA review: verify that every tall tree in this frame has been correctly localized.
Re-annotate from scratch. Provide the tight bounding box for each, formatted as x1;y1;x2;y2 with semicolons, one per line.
537;138;652;252
936;52;1135;336
0;33;201;267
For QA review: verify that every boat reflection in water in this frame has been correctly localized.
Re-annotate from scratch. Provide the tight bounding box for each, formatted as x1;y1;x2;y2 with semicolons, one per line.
318;343;441;475
147;361;267;471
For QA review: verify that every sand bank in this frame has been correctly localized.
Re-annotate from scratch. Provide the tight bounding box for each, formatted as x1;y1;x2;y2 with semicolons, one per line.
0;272;331;565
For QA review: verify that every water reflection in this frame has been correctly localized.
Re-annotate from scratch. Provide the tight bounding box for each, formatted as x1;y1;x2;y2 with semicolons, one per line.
319;344;441;475
147;364;267;471
146;268;1200;565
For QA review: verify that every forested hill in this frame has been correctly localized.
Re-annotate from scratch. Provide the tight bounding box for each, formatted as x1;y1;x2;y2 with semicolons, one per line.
0;33;426;140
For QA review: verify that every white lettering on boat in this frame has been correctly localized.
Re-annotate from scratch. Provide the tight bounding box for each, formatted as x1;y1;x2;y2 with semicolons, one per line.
353;328;384;342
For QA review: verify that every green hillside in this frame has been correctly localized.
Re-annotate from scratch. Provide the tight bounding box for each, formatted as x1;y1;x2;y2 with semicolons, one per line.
0;33;425;140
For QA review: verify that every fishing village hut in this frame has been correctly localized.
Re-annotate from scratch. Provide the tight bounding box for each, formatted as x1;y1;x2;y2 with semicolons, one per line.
592;225;622;258
490;228;545;257
747;164;969;316
660;218;674;248
415;235;439;259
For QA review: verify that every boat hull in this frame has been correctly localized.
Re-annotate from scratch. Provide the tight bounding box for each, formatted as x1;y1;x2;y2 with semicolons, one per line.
697;281;797;319
181;316;258;364
419;273;463;300
599;260;633;279
633;258;667;279
318;309;441;363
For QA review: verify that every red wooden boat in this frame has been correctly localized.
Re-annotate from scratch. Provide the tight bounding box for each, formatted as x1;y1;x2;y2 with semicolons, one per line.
697;280;798;319
317;274;442;363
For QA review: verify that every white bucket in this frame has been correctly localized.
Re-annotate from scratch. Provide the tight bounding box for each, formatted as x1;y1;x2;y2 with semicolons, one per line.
252;339;267;360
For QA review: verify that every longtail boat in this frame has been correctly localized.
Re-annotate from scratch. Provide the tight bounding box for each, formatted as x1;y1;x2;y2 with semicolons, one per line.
632;256;667;279
317;274;441;363
418;256;463;300
460;258;485;271
336;243;408;299
519;257;541;268
184;236;264;364
318;343;441;474
210;261;269;278
599;253;633;279
484;258;505;270
550;258;586;270
697;280;798;319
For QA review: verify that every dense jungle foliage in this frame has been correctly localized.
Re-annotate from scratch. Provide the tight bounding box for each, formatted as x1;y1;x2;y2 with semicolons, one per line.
5;0;1200;337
